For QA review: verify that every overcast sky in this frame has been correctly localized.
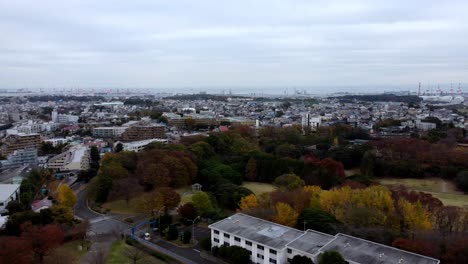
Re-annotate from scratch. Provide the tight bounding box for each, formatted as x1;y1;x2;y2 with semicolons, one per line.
1;0;467;93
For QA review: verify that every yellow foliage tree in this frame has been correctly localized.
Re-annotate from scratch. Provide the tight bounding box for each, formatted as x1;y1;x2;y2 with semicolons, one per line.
398;199;432;235
58;184;77;208
303;185;322;208
319;186;398;229
274;202;298;227
239;194;259;211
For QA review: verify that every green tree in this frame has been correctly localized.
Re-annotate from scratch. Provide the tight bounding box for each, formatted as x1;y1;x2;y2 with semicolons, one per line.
297;208;340;234
167;225;178;241
191;192;214;216
291;255;314;264
182;230;191;244
245;157;257;181
319;251;347;264
115;143;123;153
273;173;305;190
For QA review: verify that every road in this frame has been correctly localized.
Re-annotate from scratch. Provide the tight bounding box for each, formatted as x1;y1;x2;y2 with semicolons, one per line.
72;182;214;264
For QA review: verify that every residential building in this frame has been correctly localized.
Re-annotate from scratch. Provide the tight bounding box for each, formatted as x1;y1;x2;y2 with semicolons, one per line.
0;184;21;213
1;133;41;156
93;126;128;138
121;125;166;141
114;138;168;152
5;148;38;168
47;145;90;171
209;213;440;264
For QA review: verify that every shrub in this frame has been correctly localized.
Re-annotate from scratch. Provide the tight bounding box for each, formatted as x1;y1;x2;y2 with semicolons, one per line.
182;230;191;244
200;237;212;251
166;225;178;241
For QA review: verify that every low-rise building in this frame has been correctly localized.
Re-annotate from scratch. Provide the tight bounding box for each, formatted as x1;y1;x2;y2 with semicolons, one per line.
209;213;440;264
114;138;168;152
0;183;21;213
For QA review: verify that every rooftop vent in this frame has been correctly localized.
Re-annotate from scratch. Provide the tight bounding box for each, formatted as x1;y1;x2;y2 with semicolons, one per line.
398;258;404;263
343;242;351;248
379;253;385;258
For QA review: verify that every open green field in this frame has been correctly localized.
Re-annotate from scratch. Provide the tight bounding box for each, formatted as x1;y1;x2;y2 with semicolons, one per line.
242;182;277;196
378;177;468;208
102;195;144;215
176;186;194;205
107;240;172;264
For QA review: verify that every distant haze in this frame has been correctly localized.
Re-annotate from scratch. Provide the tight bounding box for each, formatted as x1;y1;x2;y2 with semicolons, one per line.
1;0;467;93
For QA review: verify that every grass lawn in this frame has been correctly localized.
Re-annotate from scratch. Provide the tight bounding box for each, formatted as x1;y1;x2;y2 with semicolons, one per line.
378;177;468;208
102;195;144;215
107;240;175;264
345;168;361;177
242;182;277;196
176;186;194;205
45;240;89;264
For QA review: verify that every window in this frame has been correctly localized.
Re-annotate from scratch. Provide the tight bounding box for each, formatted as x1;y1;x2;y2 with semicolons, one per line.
246;241;252;246
269;249;276;255
287;248;292;254
214;238;219;243
257;245;264;250
214;230;219;234
234;237;241;242
257;254;264;259
224;233;230;238
287;258;292;263
224;242;229;246
270;258;277;264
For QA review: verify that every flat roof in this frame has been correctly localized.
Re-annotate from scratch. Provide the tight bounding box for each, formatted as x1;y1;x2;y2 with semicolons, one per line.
208;213;304;250
287;230;334;255
319;233;440;264
0;184;21;201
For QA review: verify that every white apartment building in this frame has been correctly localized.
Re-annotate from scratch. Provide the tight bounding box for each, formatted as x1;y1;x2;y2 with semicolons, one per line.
209;213;440;264
92;126;128;138
114;138;168;152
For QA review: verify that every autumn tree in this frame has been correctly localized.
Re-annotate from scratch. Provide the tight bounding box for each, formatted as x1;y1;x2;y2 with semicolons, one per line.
177;203;197;220
0;236;33;263
274;202;299;227
20;222;64;263
319;251;346;264
239;194;259;211
398;199;432;237
58;184;77;208
138;188;180;214
392;238;437;258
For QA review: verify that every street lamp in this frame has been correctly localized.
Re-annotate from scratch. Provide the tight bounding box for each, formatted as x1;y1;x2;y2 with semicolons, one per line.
191;216;200;243
157;206;165;236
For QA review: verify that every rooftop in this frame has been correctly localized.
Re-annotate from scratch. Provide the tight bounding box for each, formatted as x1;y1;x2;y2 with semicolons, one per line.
287;230;334;255
0;183;21;201
319;233;440;264
208;213;304;250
